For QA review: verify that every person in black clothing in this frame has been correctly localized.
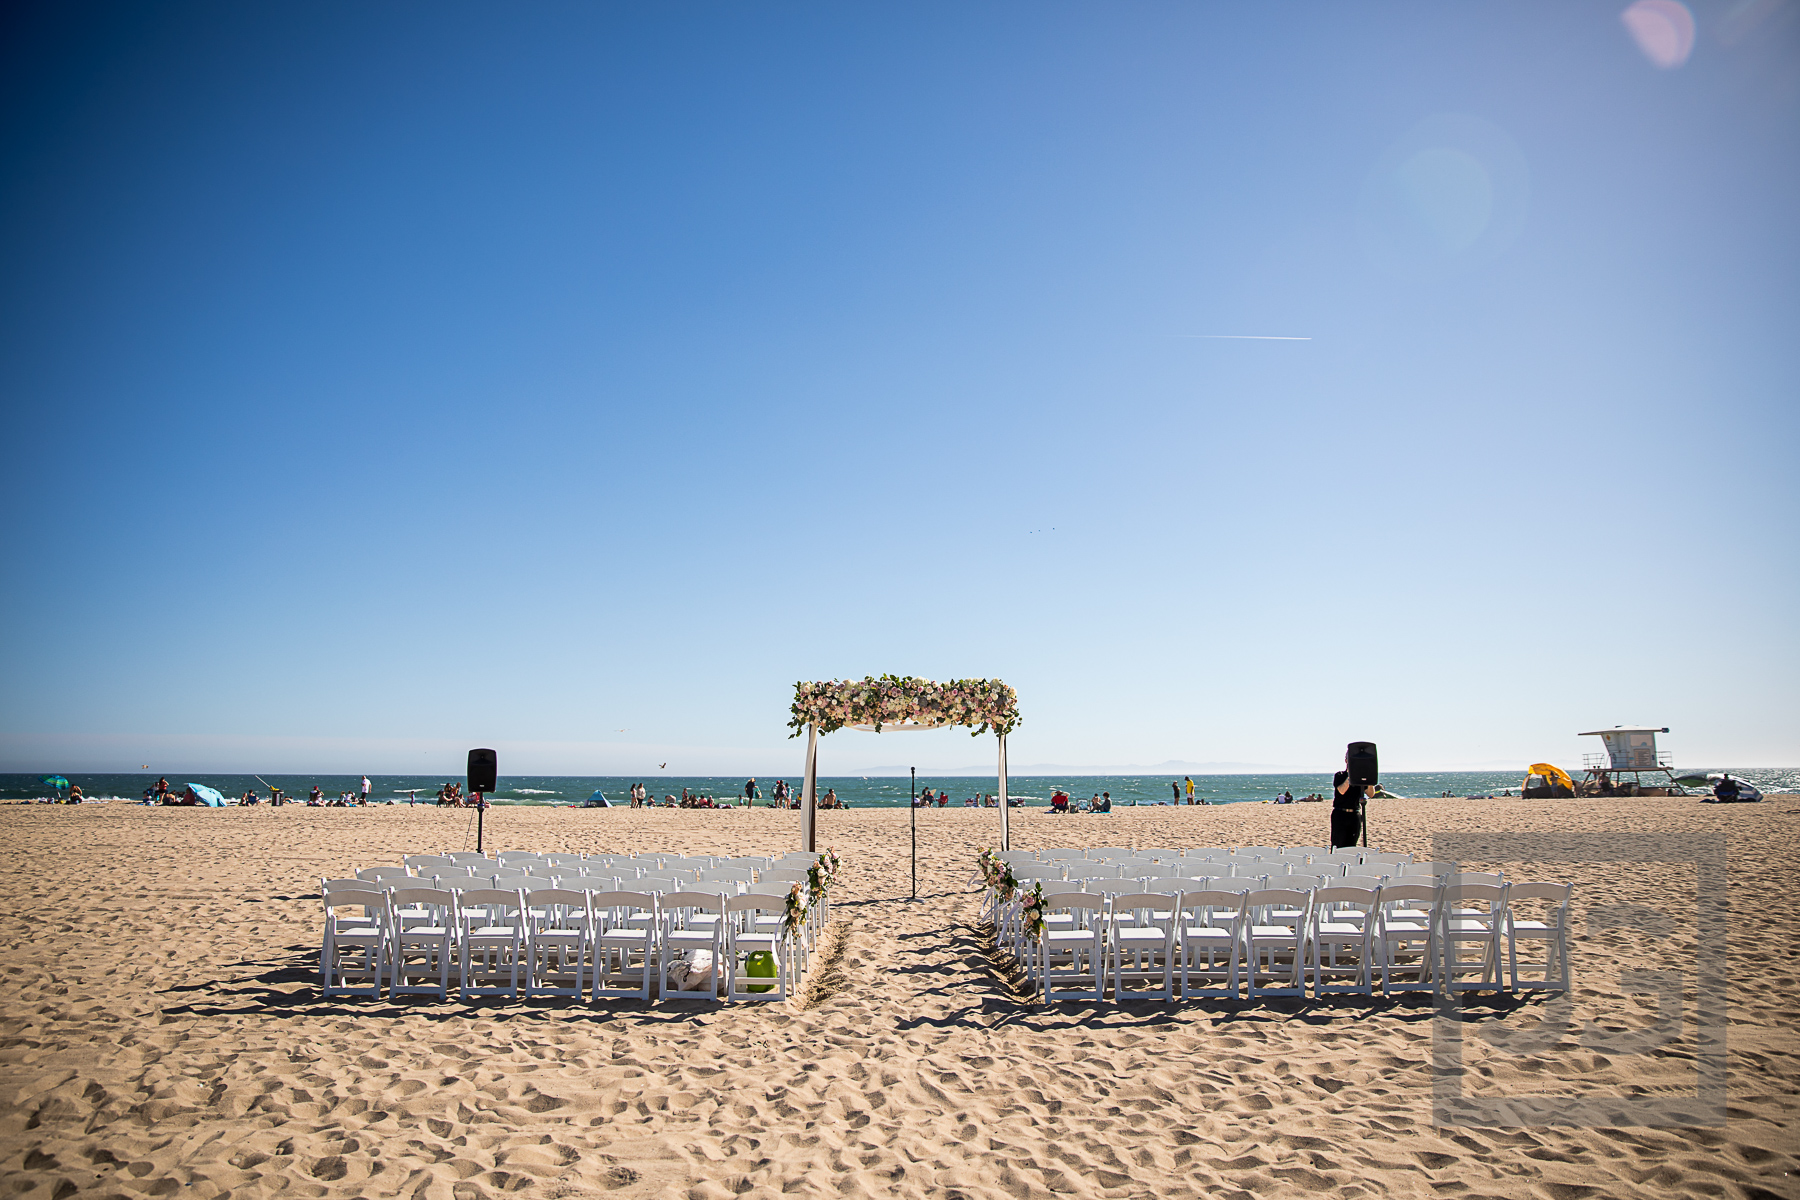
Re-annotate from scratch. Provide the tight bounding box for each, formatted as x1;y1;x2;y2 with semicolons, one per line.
1171;780;1180;804
1331;766;1366;849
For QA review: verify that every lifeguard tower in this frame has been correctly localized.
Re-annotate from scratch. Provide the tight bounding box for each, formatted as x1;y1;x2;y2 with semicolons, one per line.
1579;725;1678;794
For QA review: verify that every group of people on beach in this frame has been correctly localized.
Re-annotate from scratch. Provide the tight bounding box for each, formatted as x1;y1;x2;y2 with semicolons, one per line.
1050;790;1112;814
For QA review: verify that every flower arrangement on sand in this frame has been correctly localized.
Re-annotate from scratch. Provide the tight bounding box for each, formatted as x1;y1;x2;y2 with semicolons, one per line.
788;676;1021;738
806;852;838;906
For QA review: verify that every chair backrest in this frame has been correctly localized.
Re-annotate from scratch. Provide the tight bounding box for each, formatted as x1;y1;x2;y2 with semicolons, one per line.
1402;861;1454;878
404;854;455;870
660;890;725;919
324;887;388;917
455;888;526;922
1283;874;1329;891
1243;888;1312;921
1376;882;1440;910
1045;893;1106;913
1111;892;1175;920
357;867;413;881
1237;846;1279;856
1311;885;1379;916
390;881;457;910
544;854;586;866
698;868;753;884
728;856;772;872
1073;865;1123;879
589;890;655;913
1042;849;1084;860
1361;852;1412;866
491;874;556;891
322;877;377;893
446;853;496;865
1339;873;1390;889
726;893;788;914
1440;881;1507;909
1449;871;1504;888
1180;890;1248;921
763;869;807;884
1139;848;1177;861
1144;877;1189;894
525;887;593;909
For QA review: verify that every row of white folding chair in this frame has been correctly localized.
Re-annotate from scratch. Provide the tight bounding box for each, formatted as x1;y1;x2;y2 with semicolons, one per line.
1013;879;1560;998
327;885;805;1002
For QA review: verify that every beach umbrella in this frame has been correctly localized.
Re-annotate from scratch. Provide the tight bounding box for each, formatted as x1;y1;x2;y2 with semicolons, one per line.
41;775;69;789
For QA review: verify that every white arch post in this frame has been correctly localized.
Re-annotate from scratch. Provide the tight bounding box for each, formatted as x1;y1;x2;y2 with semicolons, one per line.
800;722;820;853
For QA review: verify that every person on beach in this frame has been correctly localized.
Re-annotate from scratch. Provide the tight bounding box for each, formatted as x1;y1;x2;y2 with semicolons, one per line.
1184;776;1194;804
360;775;371;803
1331;761;1367;849
745;778;758;804
1171;780;1181;804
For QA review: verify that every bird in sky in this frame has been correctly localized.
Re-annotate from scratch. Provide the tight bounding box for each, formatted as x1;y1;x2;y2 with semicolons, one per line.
659;763;667;769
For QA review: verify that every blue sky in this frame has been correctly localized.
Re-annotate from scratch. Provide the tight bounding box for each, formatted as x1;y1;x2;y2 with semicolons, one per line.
2;3;1795;775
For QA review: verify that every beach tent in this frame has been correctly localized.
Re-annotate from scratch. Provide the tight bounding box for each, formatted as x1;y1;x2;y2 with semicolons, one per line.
582;790;611;808
184;783;227;807
1521;763;1576;798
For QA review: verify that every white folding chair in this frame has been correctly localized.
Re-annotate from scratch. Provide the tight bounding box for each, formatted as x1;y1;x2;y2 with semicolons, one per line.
659;892;727;1001
1243;888;1312;999
1306;886;1379;996
524;888;594;999
1039;894;1107;1002
1504;882;1572;991
1374;882;1440;993
388;887;456;999
725;894;793;1002
1111;893;1177;1001
454;888;527;1000
321;887;388;997
591;891;657;1000
1179;889;1246;998
1441;882;1508;992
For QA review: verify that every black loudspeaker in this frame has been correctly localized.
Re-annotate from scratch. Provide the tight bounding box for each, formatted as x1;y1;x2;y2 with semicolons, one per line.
468;748;497;794
1346;741;1379;787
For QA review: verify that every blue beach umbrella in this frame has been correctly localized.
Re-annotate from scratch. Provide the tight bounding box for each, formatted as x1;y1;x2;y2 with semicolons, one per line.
184;783;228;807
41;775;69;789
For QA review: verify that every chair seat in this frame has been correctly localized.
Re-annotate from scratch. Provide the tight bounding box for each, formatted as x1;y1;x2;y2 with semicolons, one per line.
667;930;717;944
1510;920;1553;933
734;933;778;949
400;926;449;938
1117;928;1168;943
1249;925;1299;939
1447;919;1497;933
470;926;521;938
1315;922;1363;935
534;928;585;941
1182;927;1234;940
1382;921;1428;935
1045;930;1100;946
332;928;381;942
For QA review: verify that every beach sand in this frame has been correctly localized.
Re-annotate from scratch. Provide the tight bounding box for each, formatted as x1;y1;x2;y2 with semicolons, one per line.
1;796;1795;1200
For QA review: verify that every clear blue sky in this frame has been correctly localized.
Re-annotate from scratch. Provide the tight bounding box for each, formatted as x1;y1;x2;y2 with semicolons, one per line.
2;3;1795;775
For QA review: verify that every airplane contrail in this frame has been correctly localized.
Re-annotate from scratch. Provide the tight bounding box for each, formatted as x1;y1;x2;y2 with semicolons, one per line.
1173;334;1312;340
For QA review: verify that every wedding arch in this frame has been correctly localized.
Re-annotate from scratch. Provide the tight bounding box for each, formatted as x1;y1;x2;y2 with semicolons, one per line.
789;676;1022;852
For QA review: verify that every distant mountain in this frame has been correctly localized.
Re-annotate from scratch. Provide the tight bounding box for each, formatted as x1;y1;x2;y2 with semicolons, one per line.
849;760;1312;776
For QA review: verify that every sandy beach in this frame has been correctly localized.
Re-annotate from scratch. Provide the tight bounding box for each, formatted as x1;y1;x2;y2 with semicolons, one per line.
1;796;1794;1200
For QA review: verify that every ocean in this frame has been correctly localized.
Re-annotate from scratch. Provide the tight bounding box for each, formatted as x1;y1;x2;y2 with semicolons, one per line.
6;767;1796;806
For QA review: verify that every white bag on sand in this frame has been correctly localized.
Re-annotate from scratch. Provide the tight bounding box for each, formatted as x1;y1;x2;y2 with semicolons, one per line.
670;950;715;991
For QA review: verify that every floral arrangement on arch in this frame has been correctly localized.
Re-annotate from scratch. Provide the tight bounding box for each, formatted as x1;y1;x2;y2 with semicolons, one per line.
781;884;807;942
789;676;1021;738
1018;882;1048;941
971;846;1018;902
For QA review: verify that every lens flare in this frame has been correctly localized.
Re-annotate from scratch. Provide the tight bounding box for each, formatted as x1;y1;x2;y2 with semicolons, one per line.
1622;0;1696;68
